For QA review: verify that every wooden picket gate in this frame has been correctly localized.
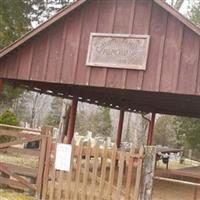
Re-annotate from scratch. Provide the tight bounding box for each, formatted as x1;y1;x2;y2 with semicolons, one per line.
0;125;52;199
43;141;146;200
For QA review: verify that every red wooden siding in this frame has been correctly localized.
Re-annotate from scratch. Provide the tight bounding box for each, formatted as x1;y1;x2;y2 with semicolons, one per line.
0;0;200;97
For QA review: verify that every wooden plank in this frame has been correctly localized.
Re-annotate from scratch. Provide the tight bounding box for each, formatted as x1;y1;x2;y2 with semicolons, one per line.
126;0;152;90
155;169;200;180
0;136;42;149
49;161;56;200
0;129;40;137
0;176;28;191
177;28;200;94
160;15;184;92
36;136;47;198
73;140;84;200
98;145;108;200
0;123;41;133
56;171;64;200
89;0;116;87
29;33;49;81
45;21;65;82
73;145;142;161
105;0;132;89
0;162;37;177
0;146;40;156
154;176;200;187
107;144;117;198
89;143;100;200
82;143;91;199
64;140;75;200
5;50;18;79
142;3;168;91
0;164;36;191
42;137;52;200
124;148;136;200
133;147;144;200
60;7;84;84
116;150;125;199
75;0;100;85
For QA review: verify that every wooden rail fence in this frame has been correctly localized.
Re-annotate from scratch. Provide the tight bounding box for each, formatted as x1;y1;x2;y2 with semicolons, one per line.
0;125;52;199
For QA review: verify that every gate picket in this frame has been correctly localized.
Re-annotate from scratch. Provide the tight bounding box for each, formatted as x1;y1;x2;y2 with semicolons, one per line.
116;150;126;199
107;144;117;199
82;143;91;199
73;140;84;200
44;140;155;200
64;140;75;200
90;143;100;200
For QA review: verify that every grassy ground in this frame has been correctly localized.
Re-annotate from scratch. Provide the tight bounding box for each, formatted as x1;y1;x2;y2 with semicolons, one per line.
0;189;36;200
0;152;38;199
156;159;199;169
0;153;38;168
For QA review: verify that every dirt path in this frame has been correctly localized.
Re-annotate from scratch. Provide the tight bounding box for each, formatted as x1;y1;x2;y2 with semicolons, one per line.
153;180;199;200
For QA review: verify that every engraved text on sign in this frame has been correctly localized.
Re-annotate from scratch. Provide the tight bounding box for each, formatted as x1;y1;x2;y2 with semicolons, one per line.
86;33;150;70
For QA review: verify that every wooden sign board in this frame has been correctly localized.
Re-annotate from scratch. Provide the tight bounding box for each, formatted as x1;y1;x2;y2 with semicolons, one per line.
55;143;72;171
86;33;150;70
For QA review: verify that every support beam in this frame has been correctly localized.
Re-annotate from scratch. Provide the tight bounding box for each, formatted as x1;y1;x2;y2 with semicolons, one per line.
147;113;156;145
116;109;124;148
66;96;78;144
0;79;3;92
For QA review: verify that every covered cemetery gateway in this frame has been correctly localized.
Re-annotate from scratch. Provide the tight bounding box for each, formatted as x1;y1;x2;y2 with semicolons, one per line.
1;0;200;144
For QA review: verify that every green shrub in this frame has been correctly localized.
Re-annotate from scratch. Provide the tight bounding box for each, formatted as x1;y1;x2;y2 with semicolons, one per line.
0;110;20;143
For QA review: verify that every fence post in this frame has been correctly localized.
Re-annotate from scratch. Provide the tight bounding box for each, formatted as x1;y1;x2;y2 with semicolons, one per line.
42;135;53;200
141;146;156;200
36;126;53;199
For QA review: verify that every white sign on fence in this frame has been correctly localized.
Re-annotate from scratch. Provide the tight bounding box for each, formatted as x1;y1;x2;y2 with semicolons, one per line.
55;143;72;171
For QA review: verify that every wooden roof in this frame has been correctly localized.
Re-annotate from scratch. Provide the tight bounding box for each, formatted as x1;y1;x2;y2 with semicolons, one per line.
1;0;200;57
0;0;200;118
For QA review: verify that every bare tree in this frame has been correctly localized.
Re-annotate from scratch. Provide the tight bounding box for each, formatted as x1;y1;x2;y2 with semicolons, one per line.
166;0;184;11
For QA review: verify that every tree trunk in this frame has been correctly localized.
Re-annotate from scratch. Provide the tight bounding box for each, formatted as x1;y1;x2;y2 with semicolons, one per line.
174;0;184;11
57;99;71;143
166;0;184;11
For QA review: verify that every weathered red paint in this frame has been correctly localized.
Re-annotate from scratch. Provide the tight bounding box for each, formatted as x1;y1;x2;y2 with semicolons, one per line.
66;96;78;144
116;109;124;148
147;113;156;145
0;79;3;92
0;0;200;118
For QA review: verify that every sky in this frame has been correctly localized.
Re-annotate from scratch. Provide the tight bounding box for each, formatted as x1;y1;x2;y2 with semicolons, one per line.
166;0;197;15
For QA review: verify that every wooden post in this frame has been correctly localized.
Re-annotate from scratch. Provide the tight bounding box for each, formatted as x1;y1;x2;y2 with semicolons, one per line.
66;96;78;144
116;109;124;148
58;99;71;143
0;79;3;92
42;134;53;200
147;113;156;145
141;146;156;200
193;178;199;200
0;80;8;187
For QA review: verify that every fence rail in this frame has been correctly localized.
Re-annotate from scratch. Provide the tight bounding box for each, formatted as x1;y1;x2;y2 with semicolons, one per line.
0;126;52;198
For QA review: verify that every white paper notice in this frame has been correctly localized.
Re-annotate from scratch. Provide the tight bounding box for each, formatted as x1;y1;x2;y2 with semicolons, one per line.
55;143;72;171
